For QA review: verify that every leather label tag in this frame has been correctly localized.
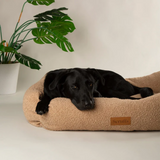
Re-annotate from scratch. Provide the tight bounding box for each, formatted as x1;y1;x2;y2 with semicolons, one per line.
111;117;131;125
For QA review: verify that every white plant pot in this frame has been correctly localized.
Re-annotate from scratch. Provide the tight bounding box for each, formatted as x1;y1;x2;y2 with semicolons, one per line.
0;63;20;94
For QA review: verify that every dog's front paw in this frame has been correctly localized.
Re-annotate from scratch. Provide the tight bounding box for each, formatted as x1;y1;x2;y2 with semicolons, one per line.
36;101;49;115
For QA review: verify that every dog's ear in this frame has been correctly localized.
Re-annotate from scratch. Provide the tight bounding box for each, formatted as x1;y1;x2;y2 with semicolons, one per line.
49;69;69;90
86;68;105;85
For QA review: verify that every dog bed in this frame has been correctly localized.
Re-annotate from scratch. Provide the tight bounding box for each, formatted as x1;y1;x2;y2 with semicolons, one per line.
23;71;160;131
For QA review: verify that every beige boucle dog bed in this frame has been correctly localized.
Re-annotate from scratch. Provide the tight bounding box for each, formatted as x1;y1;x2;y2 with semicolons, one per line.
23;71;160;131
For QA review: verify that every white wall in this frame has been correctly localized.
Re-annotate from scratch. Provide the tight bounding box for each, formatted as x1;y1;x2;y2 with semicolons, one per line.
1;0;160;91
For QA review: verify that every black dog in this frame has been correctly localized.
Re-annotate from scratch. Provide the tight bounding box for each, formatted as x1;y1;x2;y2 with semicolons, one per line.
36;68;153;115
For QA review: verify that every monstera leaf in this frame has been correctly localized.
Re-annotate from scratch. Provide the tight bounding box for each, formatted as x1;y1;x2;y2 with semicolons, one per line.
34;7;68;21
27;0;55;6
32;8;75;52
34;8;75;35
15;53;42;70
32;27;74;52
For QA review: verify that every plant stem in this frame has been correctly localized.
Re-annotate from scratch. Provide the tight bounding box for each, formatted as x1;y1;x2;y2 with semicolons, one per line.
9;20;35;46
15;1;28;31
20;38;36;43
7;53;15;63
0;25;2;42
15;30;31;50
15;20;35;32
15;21;35;44
9;1;28;46
1;52;5;63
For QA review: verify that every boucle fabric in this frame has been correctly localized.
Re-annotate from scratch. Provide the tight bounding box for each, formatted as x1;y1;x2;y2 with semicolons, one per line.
23;71;160;131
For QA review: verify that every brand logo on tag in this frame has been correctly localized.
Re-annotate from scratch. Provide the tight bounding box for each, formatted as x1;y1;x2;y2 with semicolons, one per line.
111;117;131;125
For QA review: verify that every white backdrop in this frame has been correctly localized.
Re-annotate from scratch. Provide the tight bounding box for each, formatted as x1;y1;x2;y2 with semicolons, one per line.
1;0;160;91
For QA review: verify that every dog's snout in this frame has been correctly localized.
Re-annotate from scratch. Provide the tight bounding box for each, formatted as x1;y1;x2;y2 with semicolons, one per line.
81;97;94;110
84;99;93;107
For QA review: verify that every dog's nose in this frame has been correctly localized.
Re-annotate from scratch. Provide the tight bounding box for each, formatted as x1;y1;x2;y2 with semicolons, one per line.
84;100;93;108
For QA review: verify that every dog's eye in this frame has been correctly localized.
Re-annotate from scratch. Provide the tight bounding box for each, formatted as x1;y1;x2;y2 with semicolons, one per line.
89;83;93;87
72;85;78;90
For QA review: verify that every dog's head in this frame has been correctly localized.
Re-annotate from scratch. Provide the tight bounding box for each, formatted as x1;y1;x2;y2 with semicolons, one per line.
48;68;104;110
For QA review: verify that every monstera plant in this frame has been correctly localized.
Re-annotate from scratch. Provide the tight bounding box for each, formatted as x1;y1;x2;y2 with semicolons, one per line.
0;0;75;70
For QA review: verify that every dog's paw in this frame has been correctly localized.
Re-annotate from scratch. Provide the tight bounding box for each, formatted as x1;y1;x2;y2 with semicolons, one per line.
140;87;153;98
35;101;49;115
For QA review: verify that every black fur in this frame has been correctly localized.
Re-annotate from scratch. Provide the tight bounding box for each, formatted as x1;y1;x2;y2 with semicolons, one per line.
36;68;153;115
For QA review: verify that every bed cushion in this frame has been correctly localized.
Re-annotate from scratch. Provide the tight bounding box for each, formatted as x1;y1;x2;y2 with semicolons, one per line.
23;71;160;131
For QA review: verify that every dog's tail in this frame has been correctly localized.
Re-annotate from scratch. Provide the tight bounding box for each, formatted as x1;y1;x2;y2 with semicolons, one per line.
133;86;153;98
